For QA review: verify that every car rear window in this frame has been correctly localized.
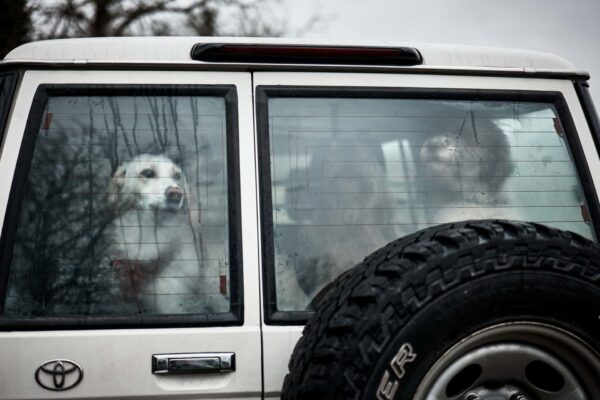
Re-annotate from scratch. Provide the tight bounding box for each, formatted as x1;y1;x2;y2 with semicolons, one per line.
259;89;597;318
0;85;242;327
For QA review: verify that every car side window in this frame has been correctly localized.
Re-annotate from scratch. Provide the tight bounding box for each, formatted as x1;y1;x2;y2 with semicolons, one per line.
259;91;596;316
1;86;241;324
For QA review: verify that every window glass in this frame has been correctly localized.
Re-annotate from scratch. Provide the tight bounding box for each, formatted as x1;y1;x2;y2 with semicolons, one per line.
4;89;233;317
266;97;595;312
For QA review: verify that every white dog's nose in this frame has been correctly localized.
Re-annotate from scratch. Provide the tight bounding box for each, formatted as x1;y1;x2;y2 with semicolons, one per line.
165;186;183;205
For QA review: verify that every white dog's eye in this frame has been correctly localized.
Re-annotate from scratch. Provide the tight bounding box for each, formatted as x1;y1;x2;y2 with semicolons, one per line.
140;169;156;178
173;172;181;180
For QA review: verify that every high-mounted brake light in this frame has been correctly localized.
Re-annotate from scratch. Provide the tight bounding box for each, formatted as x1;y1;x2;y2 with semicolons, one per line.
190;43;423;66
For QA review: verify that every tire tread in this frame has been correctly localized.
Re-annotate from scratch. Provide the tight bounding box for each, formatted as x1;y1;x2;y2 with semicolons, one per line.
281;220;600;400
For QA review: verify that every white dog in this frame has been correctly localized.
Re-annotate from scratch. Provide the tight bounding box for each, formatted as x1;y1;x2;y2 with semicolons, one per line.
107;154;227;314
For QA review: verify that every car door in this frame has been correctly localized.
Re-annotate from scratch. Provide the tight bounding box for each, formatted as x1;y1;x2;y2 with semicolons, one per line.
0;70;262;399
254;72;600;398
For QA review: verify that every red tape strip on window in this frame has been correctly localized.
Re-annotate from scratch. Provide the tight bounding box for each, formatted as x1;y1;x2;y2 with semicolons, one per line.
220;275;227;296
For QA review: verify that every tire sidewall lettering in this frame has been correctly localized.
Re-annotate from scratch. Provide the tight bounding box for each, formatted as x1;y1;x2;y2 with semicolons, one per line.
376;343;417;400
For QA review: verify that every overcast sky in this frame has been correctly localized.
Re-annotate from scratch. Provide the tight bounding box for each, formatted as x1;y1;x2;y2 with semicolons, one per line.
283;0;600;106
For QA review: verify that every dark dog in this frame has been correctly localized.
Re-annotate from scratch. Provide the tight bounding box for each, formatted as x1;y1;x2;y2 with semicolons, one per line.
276;104;517;310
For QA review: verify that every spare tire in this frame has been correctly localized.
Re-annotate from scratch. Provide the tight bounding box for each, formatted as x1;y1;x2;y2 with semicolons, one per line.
281;220;600;400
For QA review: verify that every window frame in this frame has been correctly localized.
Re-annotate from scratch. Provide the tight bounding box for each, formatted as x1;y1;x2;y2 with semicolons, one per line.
256;85;600;325
0;84;244;330
575;82;600;157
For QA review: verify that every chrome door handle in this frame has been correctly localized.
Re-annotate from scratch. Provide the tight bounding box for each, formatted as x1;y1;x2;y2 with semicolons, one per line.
152;352;235;374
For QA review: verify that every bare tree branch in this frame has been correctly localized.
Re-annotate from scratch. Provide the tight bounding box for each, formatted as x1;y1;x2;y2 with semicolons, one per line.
112;0;170;36
29;0;328;40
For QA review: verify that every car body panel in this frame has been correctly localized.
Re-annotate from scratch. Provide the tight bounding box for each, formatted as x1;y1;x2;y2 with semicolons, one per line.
0;70;262;400
254;71;600;396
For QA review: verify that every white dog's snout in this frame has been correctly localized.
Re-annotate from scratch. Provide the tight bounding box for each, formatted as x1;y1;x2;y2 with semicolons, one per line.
166;186;183;199
165;185;183;194
165;185;184;209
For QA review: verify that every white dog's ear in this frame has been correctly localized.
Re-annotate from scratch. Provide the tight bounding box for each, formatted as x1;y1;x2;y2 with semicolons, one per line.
182;174;201;224
108;165;127;207
188;192;201;224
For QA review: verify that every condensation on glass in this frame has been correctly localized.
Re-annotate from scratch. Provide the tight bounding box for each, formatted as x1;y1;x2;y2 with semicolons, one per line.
267;97;595;311
4;93;231;316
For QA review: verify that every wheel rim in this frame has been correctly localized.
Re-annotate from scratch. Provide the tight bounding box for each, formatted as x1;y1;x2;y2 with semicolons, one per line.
414;322;600;400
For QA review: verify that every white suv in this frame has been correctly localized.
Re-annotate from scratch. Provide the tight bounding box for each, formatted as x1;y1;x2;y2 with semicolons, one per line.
1;38;600;400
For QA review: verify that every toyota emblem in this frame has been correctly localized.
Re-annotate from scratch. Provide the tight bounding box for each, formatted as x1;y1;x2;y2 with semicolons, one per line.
35;359;83;391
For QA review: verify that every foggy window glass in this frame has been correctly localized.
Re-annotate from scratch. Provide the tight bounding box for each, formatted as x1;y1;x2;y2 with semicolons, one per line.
4;90;232;317
267;97;595;311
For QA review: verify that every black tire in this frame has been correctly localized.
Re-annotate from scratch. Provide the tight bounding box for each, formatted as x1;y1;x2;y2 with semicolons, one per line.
281;220;600;400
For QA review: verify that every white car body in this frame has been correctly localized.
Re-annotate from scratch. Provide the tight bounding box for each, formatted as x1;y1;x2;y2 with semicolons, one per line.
0;37;598;399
